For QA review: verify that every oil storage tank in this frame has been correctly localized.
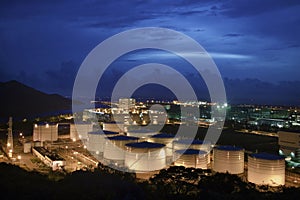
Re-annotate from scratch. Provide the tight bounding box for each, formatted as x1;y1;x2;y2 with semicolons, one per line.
125;141;166;172
127;129;157;140
103;135;139;166
212;146;244;174
248;153;285;186
173;139;211;163
173;139;211;152
103;122;124;133
174;149;209;169
70;122;94;141
148;133;175;163
86;130;118;157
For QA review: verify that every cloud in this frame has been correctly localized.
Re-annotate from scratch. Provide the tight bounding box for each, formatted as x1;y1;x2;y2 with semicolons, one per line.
220;0;300;18
179;10;208;16
223;33;243;37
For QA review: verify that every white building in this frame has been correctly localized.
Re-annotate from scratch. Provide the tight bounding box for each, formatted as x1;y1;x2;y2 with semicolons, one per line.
32;147;65;171
33;122;58;142
278;131;300;162
118;98;136;110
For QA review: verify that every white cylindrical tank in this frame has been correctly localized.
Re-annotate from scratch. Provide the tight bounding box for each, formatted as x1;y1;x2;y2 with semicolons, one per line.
173;139;211;152
125;141;166;172
127;129;157;139
103;122;124;133
148;133;175;157
23;142;32;153
103;135;139;165
248;153;285;186
86;130;119;155
213;146;244;174
174;149;209;169
70;123;94;141
173;139;211;163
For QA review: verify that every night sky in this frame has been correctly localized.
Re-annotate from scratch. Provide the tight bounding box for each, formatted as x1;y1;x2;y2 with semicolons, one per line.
1;1;300;105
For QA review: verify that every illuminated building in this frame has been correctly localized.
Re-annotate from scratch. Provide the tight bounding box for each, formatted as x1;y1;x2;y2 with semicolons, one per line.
33;122;58;142
278;131;300;162
118;98;136;110
32;147;65;171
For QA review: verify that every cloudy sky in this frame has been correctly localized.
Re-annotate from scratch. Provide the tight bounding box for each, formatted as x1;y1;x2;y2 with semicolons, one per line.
1;0;300;105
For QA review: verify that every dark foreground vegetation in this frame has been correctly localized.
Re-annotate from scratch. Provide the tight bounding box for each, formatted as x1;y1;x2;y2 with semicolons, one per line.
0;163;299;200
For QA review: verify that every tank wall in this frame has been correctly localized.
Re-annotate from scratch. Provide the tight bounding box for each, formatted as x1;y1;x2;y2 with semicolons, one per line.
125;148;166;172
213;148;244;174
174;153;208;169
247;156;285;186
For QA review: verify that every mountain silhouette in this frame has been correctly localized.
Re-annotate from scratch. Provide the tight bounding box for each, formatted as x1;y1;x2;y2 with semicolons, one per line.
0;80;71;119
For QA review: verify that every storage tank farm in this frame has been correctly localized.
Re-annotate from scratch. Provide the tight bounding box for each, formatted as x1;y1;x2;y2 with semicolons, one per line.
247;153;285;186
174;149;209;169
124;141;166;172
103;135;139;166
212;146;245;174
148;133;175;164
173;139;212;164
86;130;119;159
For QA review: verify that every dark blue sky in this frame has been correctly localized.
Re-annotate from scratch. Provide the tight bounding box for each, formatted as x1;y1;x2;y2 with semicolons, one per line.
1;0;300;105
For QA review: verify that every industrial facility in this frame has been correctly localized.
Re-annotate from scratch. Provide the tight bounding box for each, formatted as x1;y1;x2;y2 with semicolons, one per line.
3;98;299;187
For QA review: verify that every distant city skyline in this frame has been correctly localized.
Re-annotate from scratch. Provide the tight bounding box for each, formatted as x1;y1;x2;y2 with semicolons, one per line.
0;1;300;105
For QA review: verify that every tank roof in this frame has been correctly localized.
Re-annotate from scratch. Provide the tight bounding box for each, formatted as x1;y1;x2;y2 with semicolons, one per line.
250;152;285;160
175;149;207;155
35;122;57;126
73;121;92;125
125;141;165;149
128;129;157;133
108;135;138;141
174;139;210;145
215;145;244;151
151;133;175;138
88;130;118;135
103;121;123;124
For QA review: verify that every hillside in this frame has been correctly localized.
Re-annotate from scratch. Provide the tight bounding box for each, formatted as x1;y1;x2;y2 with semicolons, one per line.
0;80;71;119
